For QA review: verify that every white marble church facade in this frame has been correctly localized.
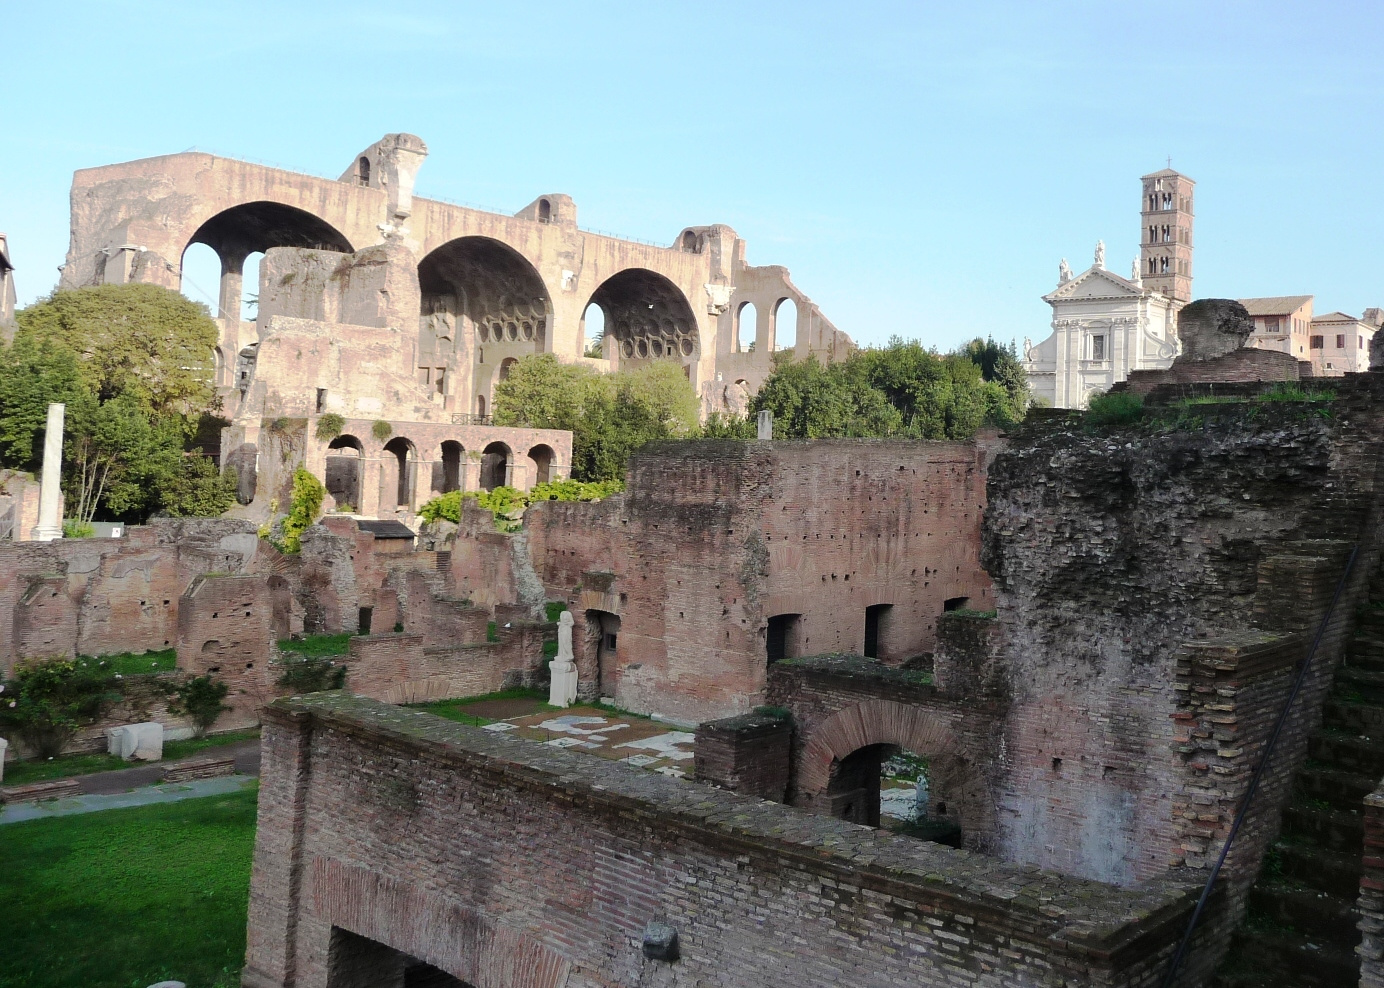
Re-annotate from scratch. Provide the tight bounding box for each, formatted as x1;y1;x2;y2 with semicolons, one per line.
1023;242;1179;409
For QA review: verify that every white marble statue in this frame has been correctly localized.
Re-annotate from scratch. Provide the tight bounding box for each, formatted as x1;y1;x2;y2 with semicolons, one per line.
1094;240;1106;269
1058;258;1072;284
548;611;578;707
1130;259;1143;287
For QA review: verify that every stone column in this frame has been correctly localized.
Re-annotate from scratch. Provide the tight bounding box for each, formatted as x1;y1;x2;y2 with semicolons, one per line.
32;402;64;541
0;736;8;783
757;409;774;441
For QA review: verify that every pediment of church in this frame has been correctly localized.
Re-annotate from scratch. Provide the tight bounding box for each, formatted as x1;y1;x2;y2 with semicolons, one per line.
1044;267;1146;302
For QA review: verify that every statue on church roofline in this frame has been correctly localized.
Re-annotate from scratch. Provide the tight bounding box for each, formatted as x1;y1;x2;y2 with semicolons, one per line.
1059;258;1072;284
1130;259;1143;287
1094;240;1106;270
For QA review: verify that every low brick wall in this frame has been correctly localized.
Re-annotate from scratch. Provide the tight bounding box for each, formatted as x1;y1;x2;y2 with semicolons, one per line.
245;695;1232;988
1117;348;1303;396
693;712;791;801
161;755;236;783
342;626;546;705
1;779;79;803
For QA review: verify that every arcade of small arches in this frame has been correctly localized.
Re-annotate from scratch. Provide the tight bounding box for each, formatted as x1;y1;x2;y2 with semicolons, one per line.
735;296;799;354
318;427;564;516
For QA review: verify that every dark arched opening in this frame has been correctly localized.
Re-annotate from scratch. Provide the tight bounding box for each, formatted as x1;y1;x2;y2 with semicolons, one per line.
528;444;554;486
382;436;416;510
440;440;464;493
585;268;699;367
325;435;364;512
418;237;551;417
538;198;552;223
480;441;510;491
827;743;961;846
498;356;518;381
584;609;620;700
766;612;802;665
680;230;699;252
357;156;371;186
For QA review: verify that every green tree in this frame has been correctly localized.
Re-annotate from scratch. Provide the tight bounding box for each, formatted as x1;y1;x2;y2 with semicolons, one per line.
955;336;1030;427
63;393;186;524
161;453;238;518
168;674;230;738
0;658;121;759
0;334;88;470
15;284;218;414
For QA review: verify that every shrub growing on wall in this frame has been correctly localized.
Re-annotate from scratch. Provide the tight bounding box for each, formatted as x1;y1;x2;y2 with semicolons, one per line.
0;657;122;758
315;413;345;440
371;420;392;441
417;480;624;528
169;674;230;738
1085;391;1144;427
279;468;325;553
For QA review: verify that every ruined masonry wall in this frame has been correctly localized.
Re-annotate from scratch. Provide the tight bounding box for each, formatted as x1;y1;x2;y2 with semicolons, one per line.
522;439;995;723
244;695;1223;988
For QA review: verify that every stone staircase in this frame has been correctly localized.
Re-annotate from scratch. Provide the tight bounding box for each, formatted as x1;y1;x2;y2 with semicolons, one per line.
1215;600;1384;986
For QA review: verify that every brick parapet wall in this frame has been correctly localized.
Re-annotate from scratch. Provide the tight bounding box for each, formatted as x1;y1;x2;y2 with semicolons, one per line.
342;625;545;705
245;694;1226;988
1115;348;1303;397
1360;780;1384;988
693;713;792;801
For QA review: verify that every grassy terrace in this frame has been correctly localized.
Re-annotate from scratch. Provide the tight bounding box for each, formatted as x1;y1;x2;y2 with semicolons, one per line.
0;786;258;988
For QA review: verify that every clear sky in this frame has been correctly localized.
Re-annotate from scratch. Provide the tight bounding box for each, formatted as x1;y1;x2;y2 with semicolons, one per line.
3;0;1381;350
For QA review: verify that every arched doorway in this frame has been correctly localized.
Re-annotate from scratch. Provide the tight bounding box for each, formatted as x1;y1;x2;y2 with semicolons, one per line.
440;441;464;494
583;610;620;700
479;441;510;491
325;435;364;512
382;436;417;510
527;444;554;486
584;268;699;371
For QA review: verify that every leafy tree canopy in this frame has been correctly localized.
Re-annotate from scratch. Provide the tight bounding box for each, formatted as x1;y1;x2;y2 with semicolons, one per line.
0;284;230;523
494;356;698;481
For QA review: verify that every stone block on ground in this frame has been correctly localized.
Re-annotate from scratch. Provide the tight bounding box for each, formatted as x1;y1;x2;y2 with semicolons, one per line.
107;722;164;761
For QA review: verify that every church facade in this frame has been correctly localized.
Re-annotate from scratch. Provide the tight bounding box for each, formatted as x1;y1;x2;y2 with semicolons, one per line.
1023;168;1192;408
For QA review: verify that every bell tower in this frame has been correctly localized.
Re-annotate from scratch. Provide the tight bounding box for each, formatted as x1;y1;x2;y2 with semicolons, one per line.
1139;167;1195;304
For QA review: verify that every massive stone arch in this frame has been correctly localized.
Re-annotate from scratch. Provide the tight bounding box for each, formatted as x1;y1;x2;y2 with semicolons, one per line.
418;236;552;417
585;268;699;368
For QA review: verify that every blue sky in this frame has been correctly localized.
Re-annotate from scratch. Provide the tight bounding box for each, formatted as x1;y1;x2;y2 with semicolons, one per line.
3;0;1381;350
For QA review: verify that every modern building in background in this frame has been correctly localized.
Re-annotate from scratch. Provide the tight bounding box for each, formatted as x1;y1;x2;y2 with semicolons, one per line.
1237;295;1315;360
1308;308;1380;376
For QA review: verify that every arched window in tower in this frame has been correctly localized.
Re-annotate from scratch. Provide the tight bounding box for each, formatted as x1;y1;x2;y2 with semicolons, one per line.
538;199;552;223
681;230;698;252
358;157;370;186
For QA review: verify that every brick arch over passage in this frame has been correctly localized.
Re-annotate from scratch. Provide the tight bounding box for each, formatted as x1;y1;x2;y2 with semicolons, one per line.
798;699;957;796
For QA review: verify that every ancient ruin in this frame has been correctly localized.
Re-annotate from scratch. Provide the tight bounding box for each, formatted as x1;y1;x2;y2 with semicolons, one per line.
59;132;854;521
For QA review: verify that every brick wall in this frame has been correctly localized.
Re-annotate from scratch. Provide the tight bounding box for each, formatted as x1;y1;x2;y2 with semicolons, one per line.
516;439;997;723
1117;347;1303;396
693;712;791;801
244;694;1227;988
341;625;546;705
1361;779;1384;988
177;573;276;722
0;519;261;674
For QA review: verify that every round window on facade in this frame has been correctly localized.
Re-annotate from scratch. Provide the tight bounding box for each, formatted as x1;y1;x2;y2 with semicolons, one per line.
521;321;534;341
506;322;518;341
636;339;649;358
621;339;635;358
680;337;694;356
650;339;664;357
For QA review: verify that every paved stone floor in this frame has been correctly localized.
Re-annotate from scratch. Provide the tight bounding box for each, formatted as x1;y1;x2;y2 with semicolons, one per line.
480;705;697;779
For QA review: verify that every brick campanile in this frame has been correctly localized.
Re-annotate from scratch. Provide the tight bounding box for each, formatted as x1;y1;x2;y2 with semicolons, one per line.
1140;166;1195;304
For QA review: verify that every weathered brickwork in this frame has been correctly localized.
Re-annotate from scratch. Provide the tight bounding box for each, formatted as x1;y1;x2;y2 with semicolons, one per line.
516;438;998;723
245;694;1227;988
692;712;792;801
177;574;277;722
337;628;545;705
0;518;261;673
1361;780;1384;988
1117;346;1304;396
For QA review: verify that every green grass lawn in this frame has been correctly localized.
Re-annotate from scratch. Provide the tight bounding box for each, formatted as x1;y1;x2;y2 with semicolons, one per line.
276;632;354;657
0;785;258;988
3;729;260;788
91;648;178;675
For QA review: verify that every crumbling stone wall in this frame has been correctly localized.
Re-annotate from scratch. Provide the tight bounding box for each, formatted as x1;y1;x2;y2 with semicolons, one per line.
982;381;1384;896
0;519;260;674
517;439;996;723
339;626;545;705
1360;779;1384;988
176;573;276;723
244;694;1226;988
